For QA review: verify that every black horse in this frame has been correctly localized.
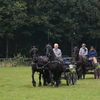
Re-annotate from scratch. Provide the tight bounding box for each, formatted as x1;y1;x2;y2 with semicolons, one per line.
30;46;50;87
45;44;64;87
73;46;86;79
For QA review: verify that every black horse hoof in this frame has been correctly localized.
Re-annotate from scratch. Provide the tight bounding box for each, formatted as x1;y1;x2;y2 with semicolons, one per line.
55;85;58;88
43;83;47;86
51;85;54;88
38;84;42;87
33;83;36;87
83;76;85;79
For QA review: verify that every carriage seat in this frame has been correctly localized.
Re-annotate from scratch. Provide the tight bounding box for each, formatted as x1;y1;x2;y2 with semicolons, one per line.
86;60;92;64
63;58;71;65
86;60;98;67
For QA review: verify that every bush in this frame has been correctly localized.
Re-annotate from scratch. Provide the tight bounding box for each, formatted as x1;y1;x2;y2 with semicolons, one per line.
0;53;31;67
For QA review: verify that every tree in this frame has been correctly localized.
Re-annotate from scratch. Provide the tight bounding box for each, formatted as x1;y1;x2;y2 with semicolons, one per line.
0;0;27;58
0;0;100;58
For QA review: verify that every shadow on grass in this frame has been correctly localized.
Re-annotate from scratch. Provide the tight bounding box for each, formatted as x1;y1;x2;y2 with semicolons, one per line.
85;77;96;80
20;83;75;88
18;84;33;88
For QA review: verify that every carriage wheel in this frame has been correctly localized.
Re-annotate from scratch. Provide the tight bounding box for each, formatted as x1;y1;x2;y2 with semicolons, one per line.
66;72;71;86
94;69;98;79
72;71;77;85
98;68;100;79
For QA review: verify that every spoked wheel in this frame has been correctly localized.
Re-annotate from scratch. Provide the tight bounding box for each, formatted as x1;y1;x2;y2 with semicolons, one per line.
98;68;100;79
72;71;77;85
66;72;71;86
94;69;98;79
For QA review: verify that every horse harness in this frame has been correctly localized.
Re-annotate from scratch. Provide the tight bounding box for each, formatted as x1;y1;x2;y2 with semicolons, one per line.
80;55;92;67
32;59;63;70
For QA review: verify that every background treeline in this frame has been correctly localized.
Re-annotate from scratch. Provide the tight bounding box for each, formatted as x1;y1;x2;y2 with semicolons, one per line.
0;0;100;58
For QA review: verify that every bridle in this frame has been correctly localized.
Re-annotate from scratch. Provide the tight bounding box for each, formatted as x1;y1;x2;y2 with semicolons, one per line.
31;48;38;62
73;47;79;58
46;45;52;58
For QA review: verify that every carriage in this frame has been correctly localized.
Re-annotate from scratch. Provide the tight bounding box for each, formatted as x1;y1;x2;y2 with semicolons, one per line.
85;59;100;79
40;57;78;86
61;59;77;86
72;46;100;80
62;56;100;82
30;45;78;87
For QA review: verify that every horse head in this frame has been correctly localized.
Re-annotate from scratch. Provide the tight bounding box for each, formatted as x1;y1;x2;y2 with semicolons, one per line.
73;46;79;58
45;44;53;58
30;46;38;62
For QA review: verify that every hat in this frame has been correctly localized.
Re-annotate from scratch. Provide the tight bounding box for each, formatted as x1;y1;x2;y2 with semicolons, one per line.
82;43;86;46
91;46;94;49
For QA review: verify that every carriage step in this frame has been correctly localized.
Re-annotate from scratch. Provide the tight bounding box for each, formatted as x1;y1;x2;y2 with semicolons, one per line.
86;67;95;70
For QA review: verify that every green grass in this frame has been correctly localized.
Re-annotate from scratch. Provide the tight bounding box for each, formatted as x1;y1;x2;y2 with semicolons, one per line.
0;66;100;100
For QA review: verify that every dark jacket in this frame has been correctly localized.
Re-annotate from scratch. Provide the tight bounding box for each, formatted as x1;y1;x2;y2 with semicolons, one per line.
88;50;97;58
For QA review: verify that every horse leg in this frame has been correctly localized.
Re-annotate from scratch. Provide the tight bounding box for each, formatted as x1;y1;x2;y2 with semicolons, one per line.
57;71;62;86
55;77;59;87
55;71;62;87
32;69;36;87
76;66;82;80
46;69;51;84
82;64;86;79
43;70;47;86
54;71;59;87
38;72;42;87
83;70;85;79
49;70;54;87
76;68;80;80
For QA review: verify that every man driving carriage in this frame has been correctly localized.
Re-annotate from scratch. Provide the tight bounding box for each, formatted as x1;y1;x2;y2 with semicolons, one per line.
53;43;64;63
79;43;88;60
53;43;69;62
53;43;70;70
53;43;62;57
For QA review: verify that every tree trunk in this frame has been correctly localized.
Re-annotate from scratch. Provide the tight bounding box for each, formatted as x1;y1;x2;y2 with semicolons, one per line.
6;37;8;58
95;39;97;50
15;42;17;53
71;39;73;57
70;31;74;57
89;38;91;49
15;35;17;53
70;30;74;57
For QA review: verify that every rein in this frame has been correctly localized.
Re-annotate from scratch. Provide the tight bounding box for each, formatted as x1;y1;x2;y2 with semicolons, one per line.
79;55;92;67
42;61;63;69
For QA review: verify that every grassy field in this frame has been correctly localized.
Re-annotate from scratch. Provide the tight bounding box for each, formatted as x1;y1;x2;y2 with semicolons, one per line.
0;66;100;100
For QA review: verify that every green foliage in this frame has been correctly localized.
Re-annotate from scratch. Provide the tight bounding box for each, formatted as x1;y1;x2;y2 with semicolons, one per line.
0;53;30;67
0;0;27;39
0;0;100;57
12;53;28;67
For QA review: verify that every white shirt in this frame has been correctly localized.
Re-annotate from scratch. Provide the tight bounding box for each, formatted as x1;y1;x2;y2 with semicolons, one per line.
53;48;62;57
79;47;88;56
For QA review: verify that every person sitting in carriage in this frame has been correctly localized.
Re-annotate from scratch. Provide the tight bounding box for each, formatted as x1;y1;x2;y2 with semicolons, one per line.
53;43;70;62
53;43;70;70
79;43;88;60
53;43;62;58
53;43;64;62
88;46;98;67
